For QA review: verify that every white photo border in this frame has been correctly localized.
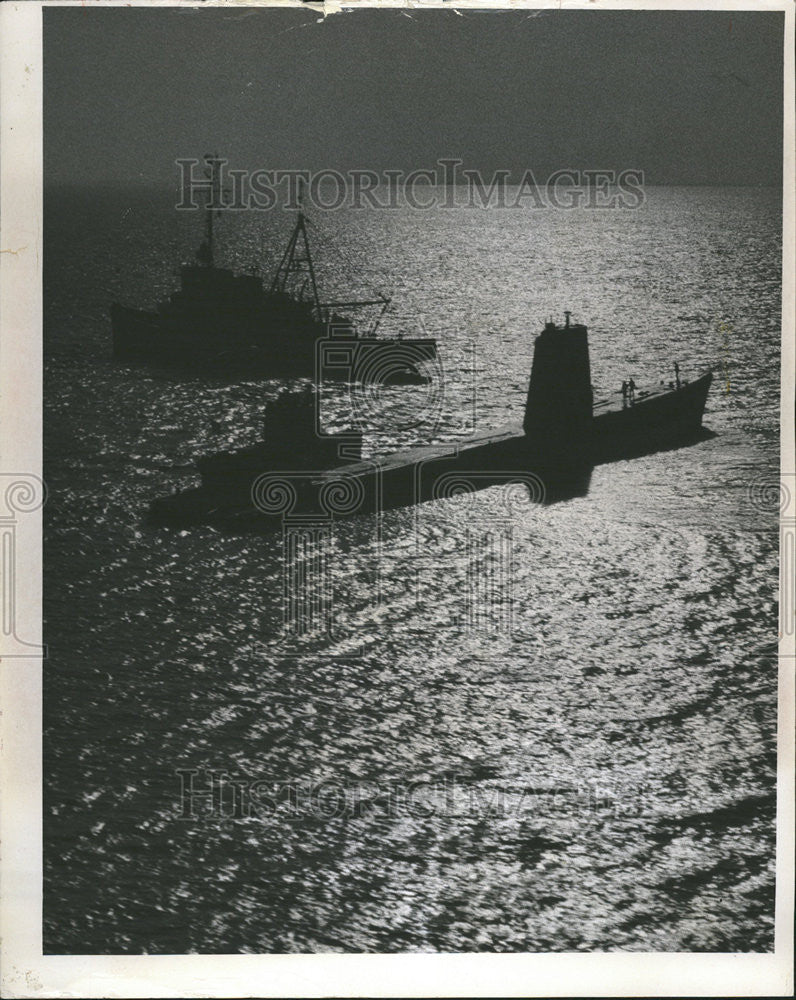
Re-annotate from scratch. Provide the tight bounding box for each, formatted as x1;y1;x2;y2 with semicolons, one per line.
1;1;793;996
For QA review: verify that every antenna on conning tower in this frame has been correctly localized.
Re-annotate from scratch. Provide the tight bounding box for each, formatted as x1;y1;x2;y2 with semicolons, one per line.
564;310;571;328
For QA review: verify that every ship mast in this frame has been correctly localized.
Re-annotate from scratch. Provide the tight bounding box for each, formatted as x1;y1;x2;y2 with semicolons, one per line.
269;181;391;329
198;153;223;268
270;180;321;315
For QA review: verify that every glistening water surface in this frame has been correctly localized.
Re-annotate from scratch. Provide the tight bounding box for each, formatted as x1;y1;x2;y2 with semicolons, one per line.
44;185;780;952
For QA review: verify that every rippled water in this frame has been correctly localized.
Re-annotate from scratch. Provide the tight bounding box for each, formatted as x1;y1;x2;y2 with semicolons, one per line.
43;185;781;953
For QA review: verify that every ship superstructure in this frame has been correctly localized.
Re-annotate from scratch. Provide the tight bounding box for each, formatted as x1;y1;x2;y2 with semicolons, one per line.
111;155;436;379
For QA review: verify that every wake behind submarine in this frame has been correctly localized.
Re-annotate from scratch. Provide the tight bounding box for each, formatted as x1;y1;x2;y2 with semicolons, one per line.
149;313;713;530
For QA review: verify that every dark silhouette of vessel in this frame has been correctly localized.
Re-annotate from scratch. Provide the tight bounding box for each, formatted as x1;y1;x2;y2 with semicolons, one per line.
196;384;360;488
149;313;713;529
111;156;436;380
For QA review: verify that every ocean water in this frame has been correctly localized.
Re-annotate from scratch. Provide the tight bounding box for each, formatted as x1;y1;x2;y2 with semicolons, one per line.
43;184;781;953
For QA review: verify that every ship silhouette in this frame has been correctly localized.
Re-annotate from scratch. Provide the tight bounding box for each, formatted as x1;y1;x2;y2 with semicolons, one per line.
111;155;436;380
149;312;713;529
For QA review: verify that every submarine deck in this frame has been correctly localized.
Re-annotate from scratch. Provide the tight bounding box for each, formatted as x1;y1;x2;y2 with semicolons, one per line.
314;424;521;480
148;373;711;527
313;380;702;484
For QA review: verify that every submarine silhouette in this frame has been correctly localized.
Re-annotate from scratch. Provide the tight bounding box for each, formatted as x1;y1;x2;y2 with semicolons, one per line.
149;313;713;529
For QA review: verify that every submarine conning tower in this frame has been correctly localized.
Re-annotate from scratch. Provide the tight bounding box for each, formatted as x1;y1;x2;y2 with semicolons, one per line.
523;311;593;464
264;386;363;463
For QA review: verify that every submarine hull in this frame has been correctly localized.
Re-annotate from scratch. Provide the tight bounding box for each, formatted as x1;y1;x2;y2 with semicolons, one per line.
592;372;713;462
148;371;713;530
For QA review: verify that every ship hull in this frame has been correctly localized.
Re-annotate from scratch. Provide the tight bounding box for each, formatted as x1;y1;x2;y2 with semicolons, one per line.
111;303;437;380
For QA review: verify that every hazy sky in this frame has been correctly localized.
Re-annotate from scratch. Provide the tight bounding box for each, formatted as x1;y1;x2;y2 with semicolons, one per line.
44;6;784;187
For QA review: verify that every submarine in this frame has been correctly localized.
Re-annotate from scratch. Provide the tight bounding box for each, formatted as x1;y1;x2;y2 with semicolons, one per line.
148;313;713;529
